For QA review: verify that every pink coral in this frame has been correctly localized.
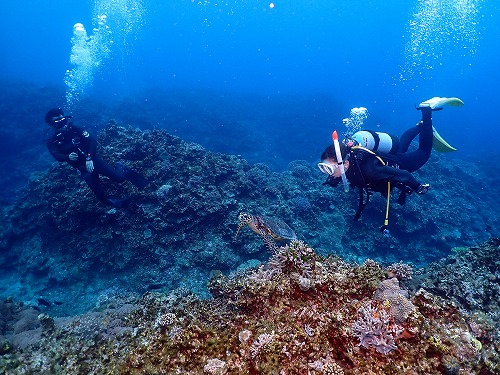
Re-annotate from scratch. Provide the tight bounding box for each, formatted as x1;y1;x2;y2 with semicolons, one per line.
351;303;404;355
249;332;275;358
203;358;227;374
387;261;413;280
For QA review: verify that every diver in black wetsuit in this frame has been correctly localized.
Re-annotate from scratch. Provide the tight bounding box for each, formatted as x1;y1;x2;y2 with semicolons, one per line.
318;97;463;230
321;107;432;195
44;108;149;209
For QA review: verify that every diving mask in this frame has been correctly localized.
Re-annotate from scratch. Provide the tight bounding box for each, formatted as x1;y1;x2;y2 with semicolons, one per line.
51;116;73;129
317;162;339;176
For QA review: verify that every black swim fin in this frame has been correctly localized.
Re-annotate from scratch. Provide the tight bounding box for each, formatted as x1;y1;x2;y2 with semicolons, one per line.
117;162;150;190
106;196;133;209
125;168;150;190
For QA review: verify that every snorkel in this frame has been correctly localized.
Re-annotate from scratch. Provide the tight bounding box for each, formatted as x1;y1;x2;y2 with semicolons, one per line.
332;131;349;193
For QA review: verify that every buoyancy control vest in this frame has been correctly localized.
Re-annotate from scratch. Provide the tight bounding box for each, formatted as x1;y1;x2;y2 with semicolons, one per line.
346;145;393;235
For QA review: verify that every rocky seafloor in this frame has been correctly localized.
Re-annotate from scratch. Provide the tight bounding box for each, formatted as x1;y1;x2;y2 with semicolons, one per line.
0;121;499;373
0;238;499;374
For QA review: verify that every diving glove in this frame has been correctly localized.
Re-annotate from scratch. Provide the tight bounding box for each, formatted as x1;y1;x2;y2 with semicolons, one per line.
416;184;430;194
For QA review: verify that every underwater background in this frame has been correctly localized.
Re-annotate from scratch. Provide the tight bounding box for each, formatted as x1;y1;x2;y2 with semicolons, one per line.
1;1;500;373
2;0;500;177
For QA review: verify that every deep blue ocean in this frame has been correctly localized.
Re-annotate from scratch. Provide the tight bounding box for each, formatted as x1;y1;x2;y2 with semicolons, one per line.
2;0;499;170
1;0;499;316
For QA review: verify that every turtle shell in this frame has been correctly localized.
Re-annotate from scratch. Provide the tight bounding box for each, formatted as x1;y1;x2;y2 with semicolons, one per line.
259;215;297;241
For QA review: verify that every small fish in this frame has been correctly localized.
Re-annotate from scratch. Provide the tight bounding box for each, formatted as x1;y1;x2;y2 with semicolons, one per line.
37;298;51;307
147;283;164;291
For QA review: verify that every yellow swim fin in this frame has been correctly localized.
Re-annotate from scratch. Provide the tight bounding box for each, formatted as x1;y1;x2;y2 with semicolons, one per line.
432;126;457;152
420;97;464;109
420;96;463;152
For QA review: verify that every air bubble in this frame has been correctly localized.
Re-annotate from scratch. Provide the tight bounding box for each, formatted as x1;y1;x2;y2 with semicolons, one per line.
343;107;369;140
64;0;145;109
400;0;483;82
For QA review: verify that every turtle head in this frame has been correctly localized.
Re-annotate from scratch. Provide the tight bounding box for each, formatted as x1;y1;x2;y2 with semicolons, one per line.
234;212;254;239
238;212;254;224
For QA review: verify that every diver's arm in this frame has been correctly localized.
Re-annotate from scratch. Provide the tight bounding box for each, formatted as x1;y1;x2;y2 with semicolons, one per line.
86;133;97;158
363;158;421;191
47;141;70;162
378;165;421;191
77;127;97;173
77;128;97;173
74;125;97;159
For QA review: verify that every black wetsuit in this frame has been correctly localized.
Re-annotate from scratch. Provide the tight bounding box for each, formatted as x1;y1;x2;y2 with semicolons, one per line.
344;107;433;195
46;124;130;207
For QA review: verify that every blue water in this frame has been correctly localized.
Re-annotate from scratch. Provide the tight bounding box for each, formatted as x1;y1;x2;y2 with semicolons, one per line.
2;0;499;162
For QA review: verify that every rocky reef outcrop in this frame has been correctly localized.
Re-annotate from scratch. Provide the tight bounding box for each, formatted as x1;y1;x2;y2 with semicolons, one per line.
0;121;499;373
1;239;498;374
0;121;498;315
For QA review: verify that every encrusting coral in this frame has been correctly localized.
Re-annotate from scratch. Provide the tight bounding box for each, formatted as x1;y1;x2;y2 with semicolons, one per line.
1;240;498;374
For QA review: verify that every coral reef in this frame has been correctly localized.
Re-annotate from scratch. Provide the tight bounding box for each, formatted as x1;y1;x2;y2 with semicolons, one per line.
408;238;500;371
0;240;498;374
0;122;498;318
0;109;499;373
387;261;413;280
351;302;403;355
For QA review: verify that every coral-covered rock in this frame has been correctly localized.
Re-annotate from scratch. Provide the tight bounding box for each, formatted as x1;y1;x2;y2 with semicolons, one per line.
1;122;499;316
1;241;498;374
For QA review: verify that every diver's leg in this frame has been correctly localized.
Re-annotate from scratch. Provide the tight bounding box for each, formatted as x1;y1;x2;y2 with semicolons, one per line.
81;171;132;208
92;156;126;182
81;171;110;204
396;108;433;172
416;107;434;153
399;126;421;153
93;156;149;189
113;161;150;190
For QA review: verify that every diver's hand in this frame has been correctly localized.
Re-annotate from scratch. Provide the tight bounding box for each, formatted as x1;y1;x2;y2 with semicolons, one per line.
86;159;94;173
416;184;430;194
69;152;79;161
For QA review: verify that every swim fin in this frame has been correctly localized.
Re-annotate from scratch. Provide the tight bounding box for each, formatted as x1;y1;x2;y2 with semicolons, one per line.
125;168;150;190
432;126;457;152
107;196;133;209
419;97;464;110
117;162;150;190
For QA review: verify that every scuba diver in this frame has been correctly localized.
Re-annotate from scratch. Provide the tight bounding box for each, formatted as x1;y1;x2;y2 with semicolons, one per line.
44;108;150;209
318;97;464;234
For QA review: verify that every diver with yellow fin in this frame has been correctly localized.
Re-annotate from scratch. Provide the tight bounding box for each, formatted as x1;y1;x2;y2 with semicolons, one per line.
318;97;463;235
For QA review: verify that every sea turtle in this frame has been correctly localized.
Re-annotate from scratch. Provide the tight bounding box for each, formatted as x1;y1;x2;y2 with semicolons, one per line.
234;212;297;252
